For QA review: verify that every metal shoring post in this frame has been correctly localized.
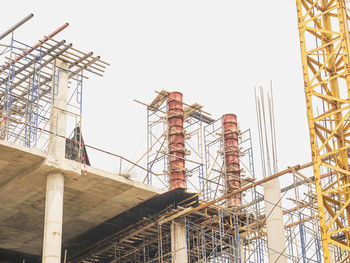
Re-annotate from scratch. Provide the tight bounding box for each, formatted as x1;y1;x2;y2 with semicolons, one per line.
220;119;228;207
293;174;307;262
229;236;235;262
25;73;31;146
33;47;42;148
31;59;36;146
311;188;322;262
194;224;197;261
196;226;200;261
5;37;15;141
158;224;163;263
26;53;38;147
218;209;223;259
147;107;151;185
286;221;294;262
185;219;189;262
76;71;83;114
232;214;237;263
237;215;242;263
143;236;146;262
212;229;216;263
78;71;83;162
24;46;33;147
204;124;211;200
165;101;169;188
198;110;204;195
293;216;300;260
206;120;221;200
305;199;320;262
29;59;36;146
201;227;207;262
312;217;322;262
200;164;204;198
292;215;300;262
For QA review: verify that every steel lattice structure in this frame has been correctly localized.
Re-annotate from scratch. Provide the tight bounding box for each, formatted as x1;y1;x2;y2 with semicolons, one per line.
296;0;350;261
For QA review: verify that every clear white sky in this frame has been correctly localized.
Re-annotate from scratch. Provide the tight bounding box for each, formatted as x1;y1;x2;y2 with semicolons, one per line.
1;1;312;183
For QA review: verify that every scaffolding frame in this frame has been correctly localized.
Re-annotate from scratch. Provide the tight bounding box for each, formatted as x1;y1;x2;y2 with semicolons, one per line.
145;90;208;192
0;17;108;161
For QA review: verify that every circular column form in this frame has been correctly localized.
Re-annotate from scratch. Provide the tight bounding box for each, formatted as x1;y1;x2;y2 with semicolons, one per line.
167;92;186;190
222;114;241;208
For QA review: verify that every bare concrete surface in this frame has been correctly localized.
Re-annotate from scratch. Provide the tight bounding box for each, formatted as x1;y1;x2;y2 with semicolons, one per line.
0;140;163;255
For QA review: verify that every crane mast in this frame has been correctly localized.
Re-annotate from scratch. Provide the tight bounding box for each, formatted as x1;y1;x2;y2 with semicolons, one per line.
296;0;350;261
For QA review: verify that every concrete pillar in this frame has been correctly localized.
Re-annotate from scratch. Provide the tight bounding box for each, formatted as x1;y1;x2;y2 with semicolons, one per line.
42;173;64;263
263;178;287;263
48;60;69;157
42;60;68;263
171;219;188;263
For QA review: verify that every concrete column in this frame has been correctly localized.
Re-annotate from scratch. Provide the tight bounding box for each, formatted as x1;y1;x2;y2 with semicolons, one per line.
42;60;68;263
263;178;287;263
42;173;64;263
171;219;188;263
48;59;69;157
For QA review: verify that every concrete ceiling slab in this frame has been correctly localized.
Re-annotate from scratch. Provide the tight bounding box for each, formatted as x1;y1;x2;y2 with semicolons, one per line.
0;140;163;255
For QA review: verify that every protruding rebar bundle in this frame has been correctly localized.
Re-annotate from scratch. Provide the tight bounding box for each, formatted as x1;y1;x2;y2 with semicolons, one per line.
222;114;241;208
167;92;186;189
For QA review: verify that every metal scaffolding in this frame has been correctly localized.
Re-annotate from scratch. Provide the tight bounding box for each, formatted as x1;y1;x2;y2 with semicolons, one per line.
143;90;208;191
0;15;108;161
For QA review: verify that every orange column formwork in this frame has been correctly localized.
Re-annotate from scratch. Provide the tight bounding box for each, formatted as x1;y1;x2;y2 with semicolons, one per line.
167;92;186;190
222;114;241;208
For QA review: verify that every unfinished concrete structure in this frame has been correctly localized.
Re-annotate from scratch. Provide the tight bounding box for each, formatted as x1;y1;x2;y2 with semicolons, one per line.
0;14;335;263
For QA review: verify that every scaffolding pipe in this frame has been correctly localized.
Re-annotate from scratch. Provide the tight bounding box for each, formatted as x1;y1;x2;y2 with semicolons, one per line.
222;114;241;208
0;22;69;74
167;92;186;189
0;13;34;41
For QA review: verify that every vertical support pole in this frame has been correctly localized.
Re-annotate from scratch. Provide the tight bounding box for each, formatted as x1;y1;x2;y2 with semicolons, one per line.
42;59;68;263
167;92;186;189
222;114;241;208
263;178;287;263
171;219;188;263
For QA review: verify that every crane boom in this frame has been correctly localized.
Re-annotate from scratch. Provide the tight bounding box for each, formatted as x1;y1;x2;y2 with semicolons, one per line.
296;0;350;261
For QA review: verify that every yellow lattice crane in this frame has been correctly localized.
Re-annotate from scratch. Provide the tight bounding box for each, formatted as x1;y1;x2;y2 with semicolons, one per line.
296;0;350;261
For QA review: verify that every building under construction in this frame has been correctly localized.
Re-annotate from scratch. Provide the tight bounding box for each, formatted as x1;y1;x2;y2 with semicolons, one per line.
1;1;350;262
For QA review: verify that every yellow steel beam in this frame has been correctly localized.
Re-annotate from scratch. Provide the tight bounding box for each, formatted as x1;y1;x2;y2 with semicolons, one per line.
296;0;350;261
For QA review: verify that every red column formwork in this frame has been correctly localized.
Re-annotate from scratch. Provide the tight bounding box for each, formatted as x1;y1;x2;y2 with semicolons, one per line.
167;92;186;189
222;114;241;208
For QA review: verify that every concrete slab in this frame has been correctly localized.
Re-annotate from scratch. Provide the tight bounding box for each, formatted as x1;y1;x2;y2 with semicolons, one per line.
0;140;163;255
